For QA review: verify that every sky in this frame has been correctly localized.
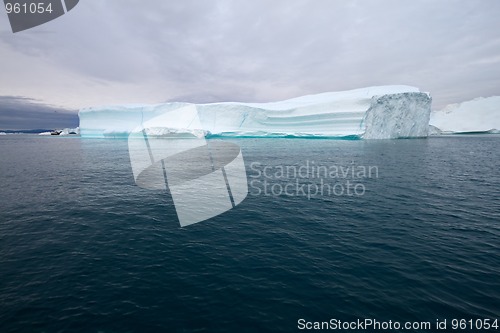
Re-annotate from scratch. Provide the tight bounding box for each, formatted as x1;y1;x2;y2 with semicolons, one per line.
1;0;500;129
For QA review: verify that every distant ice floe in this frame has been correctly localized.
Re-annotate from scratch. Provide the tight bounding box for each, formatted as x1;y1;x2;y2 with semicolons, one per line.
79;86;432;139
430;96;500;134
58;127;80;136
39;127;80;136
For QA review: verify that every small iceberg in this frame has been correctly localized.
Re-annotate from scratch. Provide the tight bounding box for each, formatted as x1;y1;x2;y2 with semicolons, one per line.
38;127;80;136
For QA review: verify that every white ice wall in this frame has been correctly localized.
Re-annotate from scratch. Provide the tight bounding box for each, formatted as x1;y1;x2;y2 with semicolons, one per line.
430;96;500;133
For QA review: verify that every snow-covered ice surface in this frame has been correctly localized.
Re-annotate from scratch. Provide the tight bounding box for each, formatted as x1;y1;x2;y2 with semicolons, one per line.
79;85;431;139
430;96;500;134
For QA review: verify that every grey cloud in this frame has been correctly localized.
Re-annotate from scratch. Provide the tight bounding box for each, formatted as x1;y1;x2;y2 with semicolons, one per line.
0;96;78;130
1;0;500;110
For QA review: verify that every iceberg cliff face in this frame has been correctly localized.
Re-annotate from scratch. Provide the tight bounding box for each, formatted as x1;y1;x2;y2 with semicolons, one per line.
363;93;431;139
430;96;500;134
79;85;431;139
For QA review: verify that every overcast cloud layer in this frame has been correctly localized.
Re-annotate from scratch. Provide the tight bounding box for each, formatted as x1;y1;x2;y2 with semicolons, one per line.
0;96;78;130
1;0;500;128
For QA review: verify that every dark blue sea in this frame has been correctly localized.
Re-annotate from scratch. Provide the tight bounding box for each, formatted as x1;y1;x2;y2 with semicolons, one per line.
0;135;499;332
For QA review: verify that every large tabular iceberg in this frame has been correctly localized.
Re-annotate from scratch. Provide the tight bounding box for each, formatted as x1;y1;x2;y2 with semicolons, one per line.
79;85;431;139
430;96;500;134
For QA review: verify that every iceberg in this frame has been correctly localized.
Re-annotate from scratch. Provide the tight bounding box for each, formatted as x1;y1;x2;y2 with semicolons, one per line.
79;85;432;139
58;127;80;136
38;127;80;136
430;96;500;134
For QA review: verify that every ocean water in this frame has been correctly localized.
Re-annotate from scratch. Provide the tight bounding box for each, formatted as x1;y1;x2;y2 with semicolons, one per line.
0;135;499;332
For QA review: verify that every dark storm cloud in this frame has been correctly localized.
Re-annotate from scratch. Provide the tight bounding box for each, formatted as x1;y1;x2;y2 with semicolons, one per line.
0;96;78;130
1;0;500;110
